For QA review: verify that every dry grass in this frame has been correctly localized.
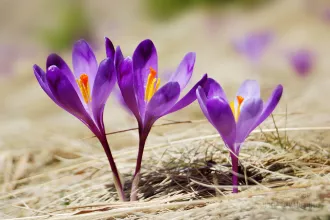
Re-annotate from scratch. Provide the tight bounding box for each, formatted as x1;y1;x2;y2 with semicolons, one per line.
0;119;329;219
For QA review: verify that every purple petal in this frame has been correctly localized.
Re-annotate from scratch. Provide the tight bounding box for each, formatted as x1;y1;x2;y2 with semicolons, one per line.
236;80;260;99
160;69;173;82
117;57;141;121
133;39;158;73
144;82;180;124
206;98;236;150
166;74;208;114
133;39;158;116
203;78;228;101
46;65;95;130
46;53;80;96
33;64;58;104
196;86;212;123
255;84;283;127
169;52;196;90
46;53;73;77
235;98;263;146
91;58;116;132
105;37;115;61
115;46;124;71
72;39;98;89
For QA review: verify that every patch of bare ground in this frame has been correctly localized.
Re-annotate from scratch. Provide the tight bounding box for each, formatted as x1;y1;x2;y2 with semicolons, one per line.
0;118;329;219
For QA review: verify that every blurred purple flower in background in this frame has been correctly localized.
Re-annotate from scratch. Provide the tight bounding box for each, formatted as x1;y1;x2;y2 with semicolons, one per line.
233;31;274;63
0;44;37;76
288;49;314;77
108;39;208;201
197;79;283;193
33;39;126;201
0;45;16;75
322;8;330;23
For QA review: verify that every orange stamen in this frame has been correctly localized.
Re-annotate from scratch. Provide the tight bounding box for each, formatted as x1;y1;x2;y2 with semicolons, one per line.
237;96;244;105
76;73;91;104
235;96;244;121
80;74;89;86
149;67;157;78
231;96;245;121
145;67;160;101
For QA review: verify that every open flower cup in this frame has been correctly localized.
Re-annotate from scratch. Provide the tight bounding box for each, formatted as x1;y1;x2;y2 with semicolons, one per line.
196;79;283;193
33;39;126;201
108;38;209;200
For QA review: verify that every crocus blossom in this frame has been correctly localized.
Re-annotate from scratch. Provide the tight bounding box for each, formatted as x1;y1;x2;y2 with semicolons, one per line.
113;69;173;116
288;49;314;77
33;39;126;201
233;31;273;63
107;38;208;200
197;79;283;193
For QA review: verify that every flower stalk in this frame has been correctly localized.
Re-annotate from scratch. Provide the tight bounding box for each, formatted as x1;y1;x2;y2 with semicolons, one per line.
130;126;149;201
98;135;126;201
230;152;239;193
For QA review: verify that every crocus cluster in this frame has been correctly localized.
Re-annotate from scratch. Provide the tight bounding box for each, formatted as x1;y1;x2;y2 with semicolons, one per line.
34;37;283;200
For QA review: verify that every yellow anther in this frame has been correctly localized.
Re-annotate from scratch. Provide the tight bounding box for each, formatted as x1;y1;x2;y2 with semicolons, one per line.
146;78;157;101
145;74;154;101
145;67;160;102
230;101;235;117
153;78;160;95
230;96;245;121
76;73;91;104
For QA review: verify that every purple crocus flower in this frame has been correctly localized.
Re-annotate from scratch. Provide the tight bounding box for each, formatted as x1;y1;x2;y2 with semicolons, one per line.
196;79;283;193
33;39;126;201
288;49;314;77
233;31;273;63
106;38;208;200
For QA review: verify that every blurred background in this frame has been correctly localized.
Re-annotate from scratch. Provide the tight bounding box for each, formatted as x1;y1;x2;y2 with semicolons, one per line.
1;0;330;152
